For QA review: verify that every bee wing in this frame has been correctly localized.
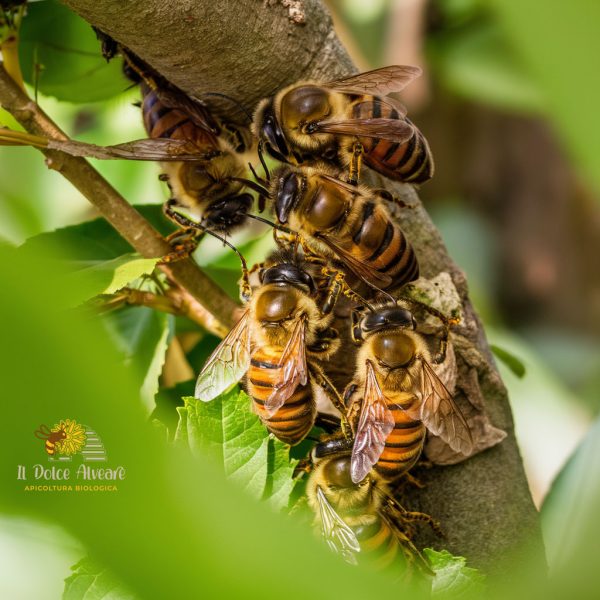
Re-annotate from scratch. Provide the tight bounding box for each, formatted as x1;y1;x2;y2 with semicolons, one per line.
45;137;218;162
311;118;414;143
264;317;308;416
325;65;422;96
350;360;395;483
194;310;251;402
316;486;360;565
317;233;393;289
414;358;473;455
34;425;51;439
152;87;220;135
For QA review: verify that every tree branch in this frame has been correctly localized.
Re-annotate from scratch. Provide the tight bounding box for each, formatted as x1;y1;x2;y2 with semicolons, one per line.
0;65;237;337
51;0;545;577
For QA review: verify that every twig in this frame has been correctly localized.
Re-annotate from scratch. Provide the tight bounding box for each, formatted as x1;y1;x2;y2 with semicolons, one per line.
0;64;238;336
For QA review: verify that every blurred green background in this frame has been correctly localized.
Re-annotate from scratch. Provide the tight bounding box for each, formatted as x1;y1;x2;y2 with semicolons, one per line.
1;0;599;598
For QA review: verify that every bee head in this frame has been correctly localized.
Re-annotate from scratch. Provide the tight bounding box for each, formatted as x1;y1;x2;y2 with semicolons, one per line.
255;101;293;164
351;305;416;343
204;194;253;231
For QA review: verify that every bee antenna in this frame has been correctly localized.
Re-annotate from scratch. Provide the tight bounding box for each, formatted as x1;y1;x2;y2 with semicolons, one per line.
231;176;269;197
257;140;271;181
197;92;253;124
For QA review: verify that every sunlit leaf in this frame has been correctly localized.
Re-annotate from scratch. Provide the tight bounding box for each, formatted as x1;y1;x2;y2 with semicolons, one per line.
424;549;485;597
19;0;128;102
264;438;299;511
62;253;159;306
541;416;600;570
178;389;270;498
63;557;137;600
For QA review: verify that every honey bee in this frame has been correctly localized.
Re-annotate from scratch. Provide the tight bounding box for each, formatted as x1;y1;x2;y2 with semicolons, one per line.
345;302;472;483
249;164;419;293
120;51;256;235
34;424;66;456
253;65;433;185
195;256;346;445
306;436;434;572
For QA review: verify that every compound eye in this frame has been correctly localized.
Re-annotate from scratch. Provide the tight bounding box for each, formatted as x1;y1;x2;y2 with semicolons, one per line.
372;333;415;368
281;85;330;129
322;456;353;488
254;289;297;322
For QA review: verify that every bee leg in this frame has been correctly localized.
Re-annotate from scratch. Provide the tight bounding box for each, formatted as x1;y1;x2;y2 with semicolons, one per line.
348;142;364;185
308;364;351;439
344;385;361;434
403;471;426;489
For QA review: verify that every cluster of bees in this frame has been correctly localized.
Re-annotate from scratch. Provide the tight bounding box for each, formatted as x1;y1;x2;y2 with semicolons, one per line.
98;35;474;575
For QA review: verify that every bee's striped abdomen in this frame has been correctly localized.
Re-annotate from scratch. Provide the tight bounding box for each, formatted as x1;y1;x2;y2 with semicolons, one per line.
247;346;315;445
353;98;433;184
347;202;419;289
140;84;217;147
352;516;401;570
376;391;425;479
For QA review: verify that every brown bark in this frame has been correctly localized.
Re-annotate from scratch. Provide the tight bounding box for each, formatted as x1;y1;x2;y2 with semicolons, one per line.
53;0;545;577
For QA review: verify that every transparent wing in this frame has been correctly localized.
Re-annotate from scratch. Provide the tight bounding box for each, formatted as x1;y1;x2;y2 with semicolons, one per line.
311;118;414;143
194;311;251;402
350;360;395;483
0;127;219;162
264;317;308;416
326;65;422;96
317;233;393;289
316;486;360;565
416;358;473;455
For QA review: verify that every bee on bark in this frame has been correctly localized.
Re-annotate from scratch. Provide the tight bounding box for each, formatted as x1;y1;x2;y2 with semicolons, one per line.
345;302;473;483
245;164;419;294
92;30;255;238
253;65;433;185
194;256;347;445
305;436;435;572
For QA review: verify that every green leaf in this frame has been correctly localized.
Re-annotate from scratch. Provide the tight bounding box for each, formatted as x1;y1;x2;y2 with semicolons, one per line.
490;0;600;194
19;1;128;103
264;438;299;511
178;390;270;499
19;204;175;261
541;416;600;570
64;557;137;600
63;254;159;307
424;549;485;597
491;344;526;378
104;306;174;412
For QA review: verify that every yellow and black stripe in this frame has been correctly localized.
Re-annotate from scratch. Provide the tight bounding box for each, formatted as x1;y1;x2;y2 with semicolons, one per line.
352;97;433;184
247;346;316;445
375;392;425;479
345;200;419;289
140;81;218;147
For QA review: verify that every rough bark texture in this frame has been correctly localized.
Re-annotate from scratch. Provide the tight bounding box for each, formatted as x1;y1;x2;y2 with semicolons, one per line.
59;0;546;578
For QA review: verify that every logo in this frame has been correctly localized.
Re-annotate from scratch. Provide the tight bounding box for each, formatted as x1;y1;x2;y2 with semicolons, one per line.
16;418;126;492
33;419;107;462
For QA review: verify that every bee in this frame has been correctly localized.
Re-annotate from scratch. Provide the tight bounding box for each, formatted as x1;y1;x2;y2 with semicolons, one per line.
34;424;66;456
91;31;255;236
345;302;473;483
248;164;419;293
120;52;255;235
194;256;346;445
253;65;433;185
306;436;435;572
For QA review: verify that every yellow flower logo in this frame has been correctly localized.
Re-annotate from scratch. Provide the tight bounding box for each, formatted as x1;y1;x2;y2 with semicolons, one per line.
52;419;87;456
